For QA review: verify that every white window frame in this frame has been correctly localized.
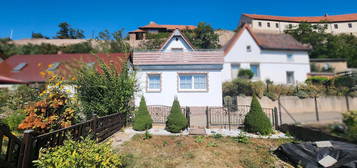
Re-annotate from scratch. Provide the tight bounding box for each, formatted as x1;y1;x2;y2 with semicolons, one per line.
250;64;260;79
146;73;161;92
231;64;240;79
178;73;208;92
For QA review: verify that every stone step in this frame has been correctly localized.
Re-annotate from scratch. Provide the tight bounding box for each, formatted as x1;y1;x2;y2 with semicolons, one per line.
189;128;206;135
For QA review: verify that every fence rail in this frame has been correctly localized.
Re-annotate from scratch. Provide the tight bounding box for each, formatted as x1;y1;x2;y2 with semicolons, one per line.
147;105;188;124
0;112;127;168
208;105;276;129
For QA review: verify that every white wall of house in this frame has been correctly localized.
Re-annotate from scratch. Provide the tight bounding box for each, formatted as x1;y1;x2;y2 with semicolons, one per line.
223;29;310;84
135;69;223;107
161;36;193;52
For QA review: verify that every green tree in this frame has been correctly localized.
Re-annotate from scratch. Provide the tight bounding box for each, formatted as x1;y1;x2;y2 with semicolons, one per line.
138;32;170;49
73;57;136;118
55;22;85;39
165;98;187;133
183;22;220;49
95;29;131;53
243;95;273;135
31;32;49;39
133;97;153;131
285;22;357;67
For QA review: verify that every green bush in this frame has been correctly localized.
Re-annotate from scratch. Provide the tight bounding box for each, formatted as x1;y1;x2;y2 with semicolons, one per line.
233;78;253;96
34;136;123;168
342;111;357;141
251;81;265;98
133;97;153;131
2;110;26;132
238;69;254;79
73;57;136;118
305;76;329;85
243;96;273;135
166;98;187;133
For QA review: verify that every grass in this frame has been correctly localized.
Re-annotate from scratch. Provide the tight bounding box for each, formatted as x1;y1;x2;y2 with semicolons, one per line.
115;135;293;168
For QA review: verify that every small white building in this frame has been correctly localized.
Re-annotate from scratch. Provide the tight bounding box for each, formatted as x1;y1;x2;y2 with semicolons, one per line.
222;25;311;84
133;30;224;107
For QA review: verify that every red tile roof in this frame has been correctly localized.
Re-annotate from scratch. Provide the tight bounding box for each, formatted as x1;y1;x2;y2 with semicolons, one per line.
138;22;196;30
224;25;311;55
243;13;357;23
0;75;28;84
0;53;129;83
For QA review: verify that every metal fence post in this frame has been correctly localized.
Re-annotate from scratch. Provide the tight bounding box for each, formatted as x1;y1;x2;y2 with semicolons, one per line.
20;130;34;168
278;98;283;124
228;104;231;131
206;106;209;129
273;107;279;129
186;107;190;128
314;96;319;122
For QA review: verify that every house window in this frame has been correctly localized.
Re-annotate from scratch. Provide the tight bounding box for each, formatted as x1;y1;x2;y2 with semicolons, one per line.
348;23;353;28
288;24;292;29
334;24;338;29
147;74;161;92
258;22;262;27
275;23;279;28
178;73;208;91
171;48;183;52
136;33;144;40
267;22;271;27
287;54;294;61
12;63;27;72
246;45;251;52
286;71;295;84
250;64;260;78
48;62;60;71
231;64;240;79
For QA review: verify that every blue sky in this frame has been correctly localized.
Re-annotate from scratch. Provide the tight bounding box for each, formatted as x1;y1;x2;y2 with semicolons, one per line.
1;0;356;39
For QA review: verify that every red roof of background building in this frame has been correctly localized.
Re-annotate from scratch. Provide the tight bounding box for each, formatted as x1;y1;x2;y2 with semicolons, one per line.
138;22;196;30
0;53;129;83
243;13;357;23
0;75;28;84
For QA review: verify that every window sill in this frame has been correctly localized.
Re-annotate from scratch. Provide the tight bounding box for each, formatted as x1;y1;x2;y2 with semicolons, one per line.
178;89;208;93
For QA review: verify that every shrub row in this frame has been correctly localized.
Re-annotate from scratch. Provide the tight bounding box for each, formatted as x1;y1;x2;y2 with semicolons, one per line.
133;97;188;133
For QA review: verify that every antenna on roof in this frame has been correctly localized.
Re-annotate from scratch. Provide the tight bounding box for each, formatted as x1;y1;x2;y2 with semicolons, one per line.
324;13;329;17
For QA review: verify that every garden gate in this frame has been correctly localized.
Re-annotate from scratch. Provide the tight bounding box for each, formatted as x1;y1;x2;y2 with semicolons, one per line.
147;105;190;126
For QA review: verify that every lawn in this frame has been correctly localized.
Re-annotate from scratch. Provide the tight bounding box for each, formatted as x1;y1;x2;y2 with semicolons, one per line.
115;135;293;168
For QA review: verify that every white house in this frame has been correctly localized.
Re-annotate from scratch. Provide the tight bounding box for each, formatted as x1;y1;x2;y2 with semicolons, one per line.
133;29;224;107
222;25;311;84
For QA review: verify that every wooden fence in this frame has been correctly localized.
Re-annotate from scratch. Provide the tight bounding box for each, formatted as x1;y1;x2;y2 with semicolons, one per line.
0;112;127;168
207;105;279;130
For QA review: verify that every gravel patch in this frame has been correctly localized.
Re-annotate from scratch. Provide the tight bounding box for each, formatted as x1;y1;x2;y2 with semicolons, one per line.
124;127;190;136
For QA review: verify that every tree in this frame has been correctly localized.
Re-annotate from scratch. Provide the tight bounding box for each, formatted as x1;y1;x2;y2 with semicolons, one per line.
73;57;136;118
133;97;153;131
243;95;273;135
285;22;357;67
165;98;187;133
138;32;170;49
183;22;220;49
31;32;49;39
55;22;85;39
95;29;131;53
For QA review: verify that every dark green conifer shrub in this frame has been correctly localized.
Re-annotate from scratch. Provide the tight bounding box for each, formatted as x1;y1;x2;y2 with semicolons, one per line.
165;98;187;133
244;95;273;135
133;97;152;131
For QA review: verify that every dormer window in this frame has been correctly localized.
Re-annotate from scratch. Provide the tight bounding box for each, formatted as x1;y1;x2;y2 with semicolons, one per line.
13;63;27;72
48;62;60;71
172;48;183;52
246;45;251;52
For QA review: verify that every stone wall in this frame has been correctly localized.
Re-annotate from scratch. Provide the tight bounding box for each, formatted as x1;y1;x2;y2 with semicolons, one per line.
236;96;357;124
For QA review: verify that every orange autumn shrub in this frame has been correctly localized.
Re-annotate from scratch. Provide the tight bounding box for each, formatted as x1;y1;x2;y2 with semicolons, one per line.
18;75;77;134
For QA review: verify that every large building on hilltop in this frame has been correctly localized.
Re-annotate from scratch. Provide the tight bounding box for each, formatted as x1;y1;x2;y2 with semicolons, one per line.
240;13;357;35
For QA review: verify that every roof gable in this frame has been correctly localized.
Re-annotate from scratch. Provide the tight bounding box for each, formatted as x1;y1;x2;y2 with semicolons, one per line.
160;29;194;51
224;24;311;55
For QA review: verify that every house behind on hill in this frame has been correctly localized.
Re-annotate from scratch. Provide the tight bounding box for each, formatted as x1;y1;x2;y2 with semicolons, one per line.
240;13;357;35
